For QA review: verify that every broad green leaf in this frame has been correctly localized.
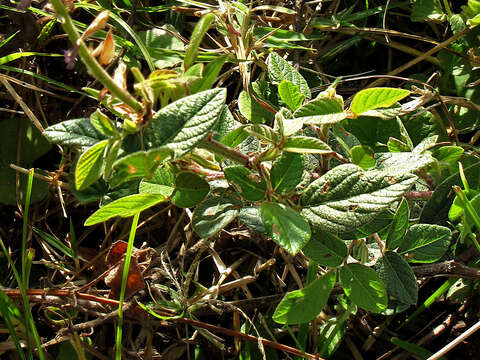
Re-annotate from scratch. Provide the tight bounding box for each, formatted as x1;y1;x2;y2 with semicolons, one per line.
301;164;416;233
387;137;410;152
139;165;175;197
101;180;140;206
245;125;279;144
412;135;438;154
350;145;375;169
144;88;226;156
260;202;311;255
192;194;241;238
273;270;335;324
183;13;215;70
267;52;311;99
411;0;446;22
433;146;464;172
84;193;167;225
75;140;109;190
376;251;418;305
191;56;228;94
224;166;267;201
238;206;267;235
303;229;347;267
109;148;173;188
294;98;346;125
278;80;305;111
90;110;117;138
386;198;410;250
138;26;184;69
0;118;51;205
350;88;410;115
171;172;210;208
374;152;435;174
449;191;480;224
219;126;249;149
43;118;106;148
398;224;451;263
283;136;332;154
271;153;304;194
103;139;121;180
238;90;274;124
340;263;387;313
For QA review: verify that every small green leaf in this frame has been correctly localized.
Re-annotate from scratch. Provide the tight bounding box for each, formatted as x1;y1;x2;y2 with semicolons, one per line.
109;148;173;188
271;152;304;194
283;136;332;154
224;166;267;201
75;140;109;190
376;251;418;305
192;194;241;238
273;270;335;324
340;263;388;313
267;52;311;99
374;152;435;174
386;198;410;250
171;172;210;208
350;88;410;115
303;229;347;267
350;145;375;169
260;202;311;255
411;0;446;22
144;88;226;158
278;80;305;111
294;98;346;125
183;13;215;70
398;224;451;263
90;110;117;138
301;164;416;233
139;166;175;197
245;125;279;144
84;193;167;225
44;118;106;148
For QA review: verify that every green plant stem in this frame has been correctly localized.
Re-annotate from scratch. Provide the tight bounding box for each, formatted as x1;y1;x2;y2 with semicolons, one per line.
49;0;143;112
115;212;141;360
441;0;452;18
200;136;252;167
21;169;33;289
452;186;480;253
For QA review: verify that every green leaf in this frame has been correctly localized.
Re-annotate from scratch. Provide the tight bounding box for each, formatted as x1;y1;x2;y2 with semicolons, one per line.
171;172;210;208
411;0;446;22
75;140;109;190
43;118;106;148
376;251;418;305
283;136;332;154
260;202;311;255
388;138;410;152
420;162;480;224
90;110;117;138
32;227;73;258
184;13;215;70
109;148;173;188
273;270;335;324
294;98;346;125
224;166;267;201
144;89;226;157
350;88;410;115
238;206;267;235
0;118;51;205
386;198;410;250
301;164;416;233
192;194;241;238
340;263;388;313
303;229;347;267
139;165;175;197
245;125;279;144
267;52;311;99
271;152;304;194
350;145;375;169
374;152;435;174
84;193;168;225
278;80;305;111
138;26;183;69
190;56;228;94
398;224;451;263
238;90;274;124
